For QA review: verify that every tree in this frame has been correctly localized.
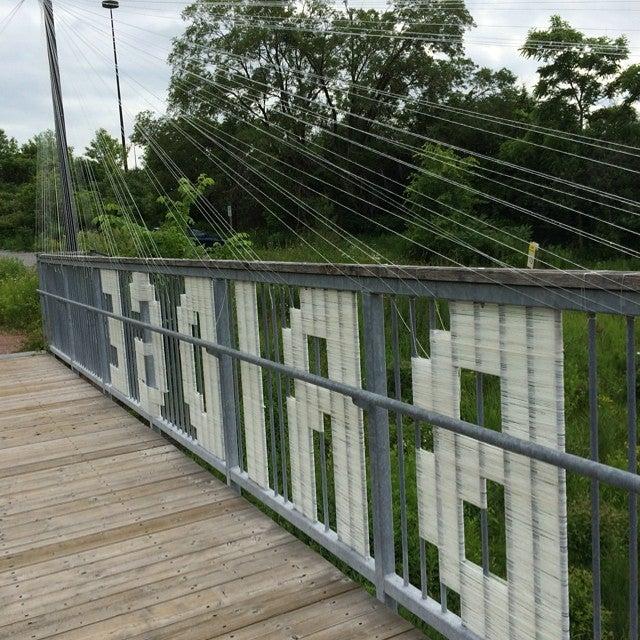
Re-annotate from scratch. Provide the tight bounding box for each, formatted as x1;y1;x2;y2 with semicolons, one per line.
162;0;476;231
84;128;127;173
521;15;629;130
0;130;38;250
404;144;531;266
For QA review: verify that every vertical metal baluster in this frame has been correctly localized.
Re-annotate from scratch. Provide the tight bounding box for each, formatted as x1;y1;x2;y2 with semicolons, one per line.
85;269;93;371
271;288;289;503
92;268;110;386
477;372;490;576
313;335;331;531
260;285;279;495
589;313;602;640
174;277;189;435
166;278;178;429
36;262;51;348
61;266;76;367
161;280;176;429
627;316;638;640
283;286;294;398
363;292;396;609
410;298;429;600
171;278;183;432
122;272;138;402
214;279;240;491
228;286;244;471
391;301;410;586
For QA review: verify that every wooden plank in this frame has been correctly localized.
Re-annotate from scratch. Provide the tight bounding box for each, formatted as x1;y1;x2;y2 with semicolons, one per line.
0;509;279;601
0;500;246;572
0;427;165;471
0;444;180;494
0;452;197;514
1;485;233;554
3;525;292;626
0;439;169;479
0;539;329;638
1;471;222;539
0;507;259;588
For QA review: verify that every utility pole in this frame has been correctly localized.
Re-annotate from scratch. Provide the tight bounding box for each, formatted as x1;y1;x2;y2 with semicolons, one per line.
42;0;79;252
102;0;128;172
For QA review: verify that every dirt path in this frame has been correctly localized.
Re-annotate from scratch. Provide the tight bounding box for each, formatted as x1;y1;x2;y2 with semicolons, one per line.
0;332;26;355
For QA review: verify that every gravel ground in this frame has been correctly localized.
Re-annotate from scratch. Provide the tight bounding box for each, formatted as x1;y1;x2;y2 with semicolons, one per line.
0;251;37;267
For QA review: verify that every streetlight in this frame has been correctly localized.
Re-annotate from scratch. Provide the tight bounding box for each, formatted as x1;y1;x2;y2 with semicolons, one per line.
102;0;128;171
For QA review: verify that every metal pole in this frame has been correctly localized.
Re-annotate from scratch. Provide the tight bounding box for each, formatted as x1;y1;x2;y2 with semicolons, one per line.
108;7;128;172
363;292;396;610
42;0;79;253
213;279;240;493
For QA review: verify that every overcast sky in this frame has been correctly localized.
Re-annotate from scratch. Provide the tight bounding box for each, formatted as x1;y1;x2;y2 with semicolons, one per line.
1;1;639;155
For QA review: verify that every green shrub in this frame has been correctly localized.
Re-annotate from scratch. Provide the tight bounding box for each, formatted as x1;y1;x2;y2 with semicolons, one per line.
0;258;43;350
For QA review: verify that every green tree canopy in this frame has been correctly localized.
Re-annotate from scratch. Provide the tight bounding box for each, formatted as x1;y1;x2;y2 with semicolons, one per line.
521;15;629;130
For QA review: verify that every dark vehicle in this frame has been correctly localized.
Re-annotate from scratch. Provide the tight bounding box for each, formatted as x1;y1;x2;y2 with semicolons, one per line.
188;228;225;248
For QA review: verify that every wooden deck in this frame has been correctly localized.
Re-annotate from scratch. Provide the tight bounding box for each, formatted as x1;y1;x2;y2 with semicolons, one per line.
0;353;424;640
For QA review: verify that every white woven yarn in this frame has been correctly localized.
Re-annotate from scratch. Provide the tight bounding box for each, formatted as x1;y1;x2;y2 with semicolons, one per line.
283;288;369;557
100;269;129;396
177;277;225;459
415;301;569;640
129;272;168;418
235;281;270;489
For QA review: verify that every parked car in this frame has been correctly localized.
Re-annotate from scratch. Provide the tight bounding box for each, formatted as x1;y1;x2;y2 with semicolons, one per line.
188;228;225;248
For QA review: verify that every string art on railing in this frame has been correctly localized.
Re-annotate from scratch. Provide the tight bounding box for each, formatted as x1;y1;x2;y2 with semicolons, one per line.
100;269;129;397
177;276;225;460
415;301;570;639
235;281;270;489
95;266;573;638
283;287;369;557
130;272;168;417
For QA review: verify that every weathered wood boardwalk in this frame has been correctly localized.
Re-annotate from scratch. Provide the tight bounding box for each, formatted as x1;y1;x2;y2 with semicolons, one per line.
0;353;424;640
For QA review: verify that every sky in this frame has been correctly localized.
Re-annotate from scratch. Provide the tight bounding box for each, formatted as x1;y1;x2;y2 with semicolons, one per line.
1;0;640;155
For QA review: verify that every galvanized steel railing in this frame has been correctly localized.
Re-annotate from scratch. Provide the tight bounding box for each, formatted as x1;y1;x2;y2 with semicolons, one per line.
37;255;640;640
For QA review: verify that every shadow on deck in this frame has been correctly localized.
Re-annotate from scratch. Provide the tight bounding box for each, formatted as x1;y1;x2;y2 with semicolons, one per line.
0;353;424;640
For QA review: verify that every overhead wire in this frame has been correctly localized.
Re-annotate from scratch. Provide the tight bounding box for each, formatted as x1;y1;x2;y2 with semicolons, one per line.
72;9;640;267
55;4;640;316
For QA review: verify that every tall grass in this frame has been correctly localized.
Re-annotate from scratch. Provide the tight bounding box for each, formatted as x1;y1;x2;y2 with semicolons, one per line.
0;258;43;350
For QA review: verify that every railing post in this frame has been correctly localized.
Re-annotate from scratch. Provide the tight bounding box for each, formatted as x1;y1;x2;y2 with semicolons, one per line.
92;268;110;386
213;279;240;493
36;261;52;348
362;291;396;610
61;265;77;367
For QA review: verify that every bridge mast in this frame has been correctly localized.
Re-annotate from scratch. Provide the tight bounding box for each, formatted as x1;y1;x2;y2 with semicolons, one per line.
42;0;79;253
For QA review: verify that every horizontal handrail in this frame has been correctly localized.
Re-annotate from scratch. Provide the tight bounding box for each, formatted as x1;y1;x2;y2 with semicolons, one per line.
36;253;640;289
38;287;640;494
37;253;640;314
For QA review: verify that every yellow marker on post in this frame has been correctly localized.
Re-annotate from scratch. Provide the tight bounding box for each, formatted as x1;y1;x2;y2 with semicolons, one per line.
527;241;539;269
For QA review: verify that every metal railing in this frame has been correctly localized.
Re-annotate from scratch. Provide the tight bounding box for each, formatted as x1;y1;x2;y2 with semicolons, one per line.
37;254;640;640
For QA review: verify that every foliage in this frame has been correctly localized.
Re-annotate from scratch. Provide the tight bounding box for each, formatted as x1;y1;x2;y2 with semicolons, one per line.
0;258;43;350
0;131;37;250
79;173;254;260
522;15;629;130
405;145;532;265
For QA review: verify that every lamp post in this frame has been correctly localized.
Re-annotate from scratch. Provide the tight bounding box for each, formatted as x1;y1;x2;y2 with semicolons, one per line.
102;0;128;171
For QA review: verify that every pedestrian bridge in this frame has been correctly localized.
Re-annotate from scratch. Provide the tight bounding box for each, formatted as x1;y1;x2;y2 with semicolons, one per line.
3;254;639;639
